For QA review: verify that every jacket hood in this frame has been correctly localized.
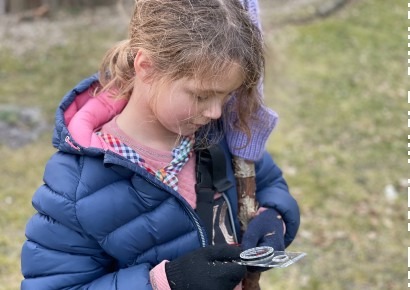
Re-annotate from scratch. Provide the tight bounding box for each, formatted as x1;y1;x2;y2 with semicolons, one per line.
52;74;127;155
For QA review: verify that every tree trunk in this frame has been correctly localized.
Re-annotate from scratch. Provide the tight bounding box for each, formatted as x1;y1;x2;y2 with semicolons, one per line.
233;157;261;290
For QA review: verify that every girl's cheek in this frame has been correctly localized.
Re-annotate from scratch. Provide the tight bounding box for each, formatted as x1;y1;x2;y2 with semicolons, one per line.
186;103;201;118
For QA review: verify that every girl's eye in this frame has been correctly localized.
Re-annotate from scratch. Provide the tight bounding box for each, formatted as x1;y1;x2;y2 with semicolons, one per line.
196;95;208;101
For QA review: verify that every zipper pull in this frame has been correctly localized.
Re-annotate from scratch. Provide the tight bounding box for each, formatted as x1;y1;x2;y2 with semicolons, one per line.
65;135;81;151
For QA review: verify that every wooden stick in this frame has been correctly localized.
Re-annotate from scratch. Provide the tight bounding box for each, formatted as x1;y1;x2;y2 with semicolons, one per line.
233;157;261;290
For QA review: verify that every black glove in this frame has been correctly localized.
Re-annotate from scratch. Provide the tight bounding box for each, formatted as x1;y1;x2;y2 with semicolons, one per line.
165;244;246;290
241;208;285;272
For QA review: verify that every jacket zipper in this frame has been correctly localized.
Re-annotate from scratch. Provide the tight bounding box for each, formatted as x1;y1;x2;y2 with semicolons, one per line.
181;203;207;247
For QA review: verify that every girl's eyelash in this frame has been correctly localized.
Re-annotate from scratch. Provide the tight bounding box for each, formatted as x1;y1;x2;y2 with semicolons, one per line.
194;91;234;102
196;95;208;101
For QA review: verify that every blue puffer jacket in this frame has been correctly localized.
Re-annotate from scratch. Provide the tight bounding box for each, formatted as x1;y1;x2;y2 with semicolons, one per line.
21;75;300;290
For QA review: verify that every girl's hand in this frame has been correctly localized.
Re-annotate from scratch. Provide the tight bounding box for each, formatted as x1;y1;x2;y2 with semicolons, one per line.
165;244;246;290
241;208;285;252
241;208;285;272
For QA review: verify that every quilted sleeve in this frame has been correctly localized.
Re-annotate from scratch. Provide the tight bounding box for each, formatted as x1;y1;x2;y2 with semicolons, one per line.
254;152;300;247
21;152;153;290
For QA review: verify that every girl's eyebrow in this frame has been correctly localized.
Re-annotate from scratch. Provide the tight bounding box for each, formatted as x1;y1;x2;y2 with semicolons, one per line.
195;88;232;95
184;87;224;96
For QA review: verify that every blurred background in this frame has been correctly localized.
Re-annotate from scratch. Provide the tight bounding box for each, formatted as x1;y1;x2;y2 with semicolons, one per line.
0;0;406;289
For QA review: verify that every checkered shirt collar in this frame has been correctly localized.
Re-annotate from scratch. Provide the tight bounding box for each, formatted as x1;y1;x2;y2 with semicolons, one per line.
97;132;194;191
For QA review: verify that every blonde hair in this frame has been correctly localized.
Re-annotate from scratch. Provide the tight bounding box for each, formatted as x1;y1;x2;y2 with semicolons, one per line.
98;0;265;142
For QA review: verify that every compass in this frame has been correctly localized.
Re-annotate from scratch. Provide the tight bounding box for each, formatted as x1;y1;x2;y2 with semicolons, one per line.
239;246;275;264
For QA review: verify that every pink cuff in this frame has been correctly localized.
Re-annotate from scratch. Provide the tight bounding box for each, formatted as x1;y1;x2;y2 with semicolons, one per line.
149;260;171;290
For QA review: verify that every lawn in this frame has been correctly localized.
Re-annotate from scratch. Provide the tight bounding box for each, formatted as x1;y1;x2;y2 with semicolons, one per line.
0;0;407;289
259;0;407;289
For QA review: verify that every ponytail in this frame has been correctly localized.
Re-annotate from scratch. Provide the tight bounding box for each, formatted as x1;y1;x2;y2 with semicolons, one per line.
98;39;136;100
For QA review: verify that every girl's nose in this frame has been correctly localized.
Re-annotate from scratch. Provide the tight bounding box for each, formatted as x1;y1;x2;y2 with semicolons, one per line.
202;99;223;120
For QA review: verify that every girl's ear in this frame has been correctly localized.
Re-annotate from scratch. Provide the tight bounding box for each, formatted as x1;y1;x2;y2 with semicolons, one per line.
134;50;154;83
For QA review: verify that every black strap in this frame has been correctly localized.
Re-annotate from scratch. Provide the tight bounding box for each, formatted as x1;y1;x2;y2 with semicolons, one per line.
195;145;233;243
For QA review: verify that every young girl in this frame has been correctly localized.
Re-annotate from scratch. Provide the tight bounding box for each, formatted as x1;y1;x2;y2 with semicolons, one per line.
21;0;300;289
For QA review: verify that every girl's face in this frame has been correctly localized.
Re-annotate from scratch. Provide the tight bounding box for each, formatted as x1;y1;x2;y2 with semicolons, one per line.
151;65;244;136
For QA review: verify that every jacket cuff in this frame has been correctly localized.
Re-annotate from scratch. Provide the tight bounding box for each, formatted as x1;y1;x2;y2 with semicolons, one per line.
226;106;278;161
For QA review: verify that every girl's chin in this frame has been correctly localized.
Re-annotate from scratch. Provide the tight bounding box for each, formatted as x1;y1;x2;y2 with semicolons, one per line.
180;128;198;136
171;122;206;136
181;123;202;134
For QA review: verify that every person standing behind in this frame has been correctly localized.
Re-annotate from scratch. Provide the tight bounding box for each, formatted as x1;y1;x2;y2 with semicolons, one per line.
226;0;278;161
